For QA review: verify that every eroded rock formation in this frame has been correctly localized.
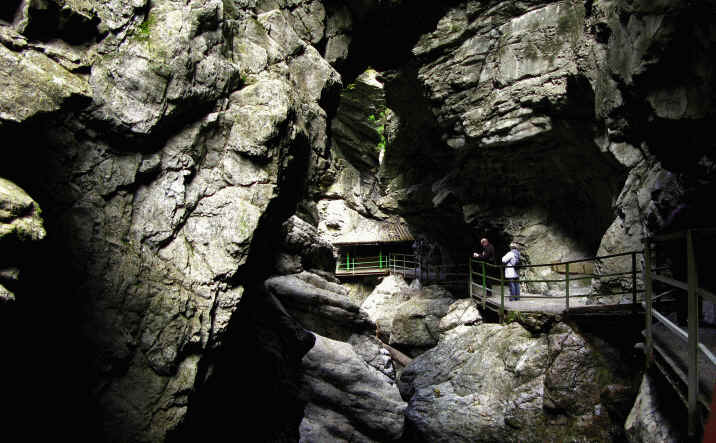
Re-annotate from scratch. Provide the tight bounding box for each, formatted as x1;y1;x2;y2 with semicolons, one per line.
400;321;634;442
1;0;713;441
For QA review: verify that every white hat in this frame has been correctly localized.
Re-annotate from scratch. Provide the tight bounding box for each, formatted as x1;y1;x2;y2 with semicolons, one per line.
509;242;518;249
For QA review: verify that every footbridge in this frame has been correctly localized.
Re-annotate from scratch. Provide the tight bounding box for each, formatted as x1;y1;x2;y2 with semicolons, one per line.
334;228;716;438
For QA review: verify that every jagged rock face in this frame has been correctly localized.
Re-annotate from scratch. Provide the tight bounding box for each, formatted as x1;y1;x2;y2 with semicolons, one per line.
2;0;715;440
316;67;414;244
373;0;716;290
362;277;483;356
400;321;632;442
1;0;342;440
265;271;407;441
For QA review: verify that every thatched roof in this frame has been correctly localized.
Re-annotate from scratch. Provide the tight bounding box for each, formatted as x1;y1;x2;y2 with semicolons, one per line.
333;223;414;246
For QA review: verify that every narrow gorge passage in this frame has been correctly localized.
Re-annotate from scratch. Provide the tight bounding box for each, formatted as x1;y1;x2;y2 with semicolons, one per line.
1;0;715;442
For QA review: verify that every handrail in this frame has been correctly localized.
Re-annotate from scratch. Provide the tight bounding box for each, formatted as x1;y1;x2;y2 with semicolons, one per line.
469;249;645;322
471;250;643;270
642;228;716;438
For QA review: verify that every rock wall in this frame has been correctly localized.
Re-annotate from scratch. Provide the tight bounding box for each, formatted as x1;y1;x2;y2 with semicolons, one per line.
2;0;714;440
1;0;342;440
364;0;715;298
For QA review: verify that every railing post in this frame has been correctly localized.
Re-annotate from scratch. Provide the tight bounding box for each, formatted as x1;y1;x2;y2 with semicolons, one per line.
644;240;654;365
565;263;570;312
687;229;698;438
631;252;637;313
482;262;487;310
500;269;505;324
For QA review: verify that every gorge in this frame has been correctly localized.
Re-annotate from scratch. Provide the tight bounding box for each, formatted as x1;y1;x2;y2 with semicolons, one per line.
1;0;715;441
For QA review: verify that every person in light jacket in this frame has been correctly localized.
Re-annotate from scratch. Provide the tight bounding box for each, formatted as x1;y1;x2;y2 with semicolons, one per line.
502;243;521;300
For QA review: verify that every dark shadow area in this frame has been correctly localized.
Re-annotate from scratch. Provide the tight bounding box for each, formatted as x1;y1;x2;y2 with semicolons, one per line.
23;1;101;45
339;0;461;83
0;0;21;22
175;126;317;441
0;117;105;441
618;1;716;233
171;284;315;442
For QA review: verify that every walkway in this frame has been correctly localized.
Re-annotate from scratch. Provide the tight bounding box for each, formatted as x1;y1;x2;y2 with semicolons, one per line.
333;228;716;439
478;291;590;314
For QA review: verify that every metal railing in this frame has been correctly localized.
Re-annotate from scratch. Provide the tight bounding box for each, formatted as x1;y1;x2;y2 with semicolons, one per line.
388;253;420;278
643;228;716;438
336;255;390;274
336;253;419;277
468;251;645;322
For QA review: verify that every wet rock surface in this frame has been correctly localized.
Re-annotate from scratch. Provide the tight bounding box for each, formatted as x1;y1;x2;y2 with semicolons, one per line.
1;0;714;440
400;321;632;442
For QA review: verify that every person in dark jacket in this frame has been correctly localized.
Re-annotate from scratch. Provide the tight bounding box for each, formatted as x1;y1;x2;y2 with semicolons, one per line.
473;238;496;295
473;238;495;263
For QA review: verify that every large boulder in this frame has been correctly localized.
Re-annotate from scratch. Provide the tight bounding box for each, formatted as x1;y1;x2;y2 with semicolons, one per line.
360;275;411;340
400;322;630;442
262;269;406;440
265;272;373;341
299;333;406;442
438;298;482;338
389;285;455;351
279;215;335;274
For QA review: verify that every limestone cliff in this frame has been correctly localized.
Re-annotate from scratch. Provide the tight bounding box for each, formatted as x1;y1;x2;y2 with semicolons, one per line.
1;0;713;441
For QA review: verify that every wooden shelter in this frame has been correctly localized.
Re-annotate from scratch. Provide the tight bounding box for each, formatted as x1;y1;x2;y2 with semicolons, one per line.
334;223;414;277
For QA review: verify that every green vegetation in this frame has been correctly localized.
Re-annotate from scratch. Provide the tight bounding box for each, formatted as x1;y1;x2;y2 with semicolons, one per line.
368;109;388;152
505;310;523;324
135;13;157;42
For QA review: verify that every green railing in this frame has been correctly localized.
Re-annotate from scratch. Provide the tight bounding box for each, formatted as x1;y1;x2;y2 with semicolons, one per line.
469;251;646;322
336;253;420;276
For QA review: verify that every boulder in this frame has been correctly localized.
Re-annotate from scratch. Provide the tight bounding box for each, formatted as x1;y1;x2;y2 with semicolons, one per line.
389;285;455;351
299;333;406;442
360;275;411;340
265;272;373;341
438;298;482;336
400;322;628;442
